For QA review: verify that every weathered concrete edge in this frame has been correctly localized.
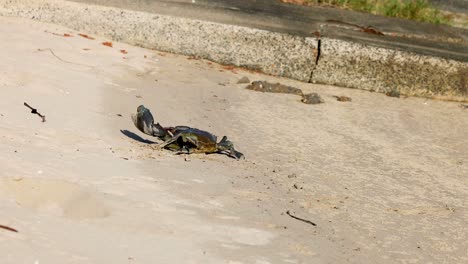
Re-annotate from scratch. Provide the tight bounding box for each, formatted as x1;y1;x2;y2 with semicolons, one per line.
0;0;467;101
313;38;468;101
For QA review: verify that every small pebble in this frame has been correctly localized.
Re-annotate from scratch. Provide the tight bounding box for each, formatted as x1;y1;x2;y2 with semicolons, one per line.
301;93;324;104
386;89;400;98
237;76;250;84
335;95;352;102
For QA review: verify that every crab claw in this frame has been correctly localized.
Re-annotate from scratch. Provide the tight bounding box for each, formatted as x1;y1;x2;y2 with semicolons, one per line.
132;105;170;139
132;105;156;136
218;136;245;160
231;150;245;160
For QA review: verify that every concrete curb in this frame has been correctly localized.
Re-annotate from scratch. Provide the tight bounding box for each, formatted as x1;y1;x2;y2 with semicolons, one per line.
315;38;468;99
1;0;467;101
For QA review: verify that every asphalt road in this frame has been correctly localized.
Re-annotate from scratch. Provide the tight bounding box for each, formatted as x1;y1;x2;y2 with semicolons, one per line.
429;0;468;13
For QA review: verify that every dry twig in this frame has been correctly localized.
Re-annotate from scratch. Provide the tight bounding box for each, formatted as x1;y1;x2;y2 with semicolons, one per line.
24;102;46;122
37;48;94;68
286;210;317;226
0;224;18;233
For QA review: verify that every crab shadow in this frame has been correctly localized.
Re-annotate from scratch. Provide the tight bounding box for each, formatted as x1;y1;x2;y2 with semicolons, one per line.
120;130;157;144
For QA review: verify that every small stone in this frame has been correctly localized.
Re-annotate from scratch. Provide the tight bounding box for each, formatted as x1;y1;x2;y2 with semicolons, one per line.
386;88;400;98
301;93;324;104
13;176;23;181
237;76;250;84
334;95;352;102
246;81;303;96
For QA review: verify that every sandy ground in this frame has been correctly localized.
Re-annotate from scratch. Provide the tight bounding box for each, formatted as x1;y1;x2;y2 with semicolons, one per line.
0;16;467;264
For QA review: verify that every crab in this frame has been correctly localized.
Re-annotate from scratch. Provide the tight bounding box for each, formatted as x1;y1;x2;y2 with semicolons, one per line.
131;105;244;159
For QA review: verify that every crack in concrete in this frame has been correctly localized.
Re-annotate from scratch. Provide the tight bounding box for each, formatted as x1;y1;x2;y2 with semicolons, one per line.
315;38;322;66
308;38;321;83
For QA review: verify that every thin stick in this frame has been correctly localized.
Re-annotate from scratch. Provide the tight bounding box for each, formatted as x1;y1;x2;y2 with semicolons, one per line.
0;224;18;233
24;102;46;122
37;48;94;68
286;210;317;226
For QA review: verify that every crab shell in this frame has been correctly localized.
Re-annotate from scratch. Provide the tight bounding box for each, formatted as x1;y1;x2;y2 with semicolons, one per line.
163;126;219;153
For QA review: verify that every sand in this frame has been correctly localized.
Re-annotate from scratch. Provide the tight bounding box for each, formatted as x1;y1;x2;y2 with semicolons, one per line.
0;16;467;263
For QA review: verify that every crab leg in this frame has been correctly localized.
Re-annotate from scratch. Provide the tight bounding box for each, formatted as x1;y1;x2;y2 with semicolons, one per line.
175;146;193;155
222;149;244;160
159;134;199;149
157;134;183;149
